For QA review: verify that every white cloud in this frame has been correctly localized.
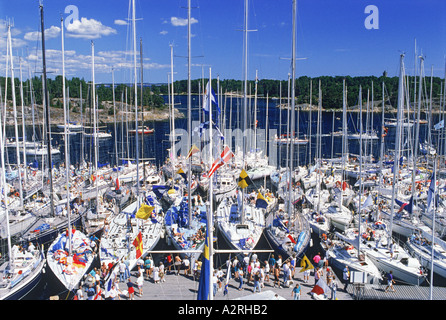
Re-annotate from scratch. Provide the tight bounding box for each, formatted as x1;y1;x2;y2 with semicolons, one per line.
66;17;117;39
160;30;168;35
170;16;198;27
114;19;128;26
24;26;61;41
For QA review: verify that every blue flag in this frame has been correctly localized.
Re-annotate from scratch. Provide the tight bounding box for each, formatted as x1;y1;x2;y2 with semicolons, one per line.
203;81;220;114
256;192;268;209
197;221;211;300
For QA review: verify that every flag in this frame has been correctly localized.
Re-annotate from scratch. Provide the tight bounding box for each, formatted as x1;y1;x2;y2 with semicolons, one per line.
115;177;120;191
176;168;187;180
256;192;268;209
104;275;114;299
395;196;413;215
299;255;314;273
311;278;331;296
238;169;253;189
203;81;220;114
132;232;143;259
427;169;436;212
206;145;234;178
186;144;200;159
136;204;155;220
342;181;348;191
192;121;225;141
361;194;373;211
197;222;211;300
434;120;444;130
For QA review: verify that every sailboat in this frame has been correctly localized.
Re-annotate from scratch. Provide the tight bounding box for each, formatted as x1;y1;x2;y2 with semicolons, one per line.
0;22;46;300
100;0;165;270
264;0;310;260
341;55;426;286
46;16;95;291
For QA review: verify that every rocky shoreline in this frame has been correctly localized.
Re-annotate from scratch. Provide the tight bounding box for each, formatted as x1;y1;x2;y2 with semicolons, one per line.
3;98;185;126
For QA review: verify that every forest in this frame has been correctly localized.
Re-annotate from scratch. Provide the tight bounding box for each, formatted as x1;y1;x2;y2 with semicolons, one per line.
0;74;444;111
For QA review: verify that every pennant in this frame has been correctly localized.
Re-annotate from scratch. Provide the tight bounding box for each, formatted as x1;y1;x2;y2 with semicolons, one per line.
197;222;211;300
186;144;200;159
203;81;220;114
176;168;187;180
238;169;253;189
206;145;234;178
132;232;143;259
255;192;268;209
395;196;413;215
287;234;297;244
136;204;155;220
299;255;314;273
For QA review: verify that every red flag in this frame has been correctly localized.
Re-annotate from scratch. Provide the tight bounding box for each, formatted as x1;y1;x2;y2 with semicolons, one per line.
287;234;297;244
342;181;347;191
311;278;330;296
116;178;120;191
206;146;234;178
132;232;143;259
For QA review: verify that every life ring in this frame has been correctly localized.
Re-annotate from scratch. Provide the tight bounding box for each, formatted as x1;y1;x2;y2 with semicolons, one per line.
15;192;19;197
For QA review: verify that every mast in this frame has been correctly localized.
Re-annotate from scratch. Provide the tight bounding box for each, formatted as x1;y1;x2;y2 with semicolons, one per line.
61;16;72;255
19;58;27;186
140;38;146;187
358;86;363;258
112;68;119;189
241;0;249;225
7;25;24;208
91;41;99;215
288;0;297;218
132;0;140;204
207;67;214;300
389;54;406;246
187;0;192;227
40;3;55;217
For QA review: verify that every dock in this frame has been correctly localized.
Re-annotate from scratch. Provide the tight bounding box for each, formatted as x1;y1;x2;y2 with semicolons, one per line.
346;283;446;300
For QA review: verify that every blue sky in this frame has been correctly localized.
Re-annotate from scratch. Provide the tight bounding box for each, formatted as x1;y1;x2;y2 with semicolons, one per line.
0;0;445;84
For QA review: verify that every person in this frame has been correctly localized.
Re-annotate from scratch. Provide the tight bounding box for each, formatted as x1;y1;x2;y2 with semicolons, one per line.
259;266;265;288
127;279;135;300
212;270;218;296
283;261;290;287
159;261;165;282
313;252;322;268
264;261;270;282
385;270;396;293
238;268;244;291
108;284;118;300
314;267;323;285
165;254;173;274
137;274;144;296
389;241;395;260
119;260;126;283
75;286;84;300
291;284;301;300
153;265;160;284
183;256;190;276
86;285;95;300
144;256;152;279
330;276;338;300
269;255;276;275
303;266;310;283
326;267;334;287
273;263;281;288
253;271;261;293
276;255;283;268
174;255;182;275
216;267;224;290
290;255;297;279
342;265;350;291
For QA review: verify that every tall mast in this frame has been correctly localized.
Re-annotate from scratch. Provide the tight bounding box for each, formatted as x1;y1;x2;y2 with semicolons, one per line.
61;16;72;255
91;41;99;213
40;4;55;217
7;25;24;208
132;0;140;203
187;0;192;227
389;54;406;245
288;0;297;217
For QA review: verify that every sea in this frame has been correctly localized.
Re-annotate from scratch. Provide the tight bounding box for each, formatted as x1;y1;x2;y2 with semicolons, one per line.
4;94;444;299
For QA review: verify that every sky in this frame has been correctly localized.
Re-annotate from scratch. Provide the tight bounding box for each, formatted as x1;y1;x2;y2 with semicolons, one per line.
0;0;445;85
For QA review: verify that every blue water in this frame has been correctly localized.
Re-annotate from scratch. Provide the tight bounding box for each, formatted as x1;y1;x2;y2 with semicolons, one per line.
6;94;440;170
